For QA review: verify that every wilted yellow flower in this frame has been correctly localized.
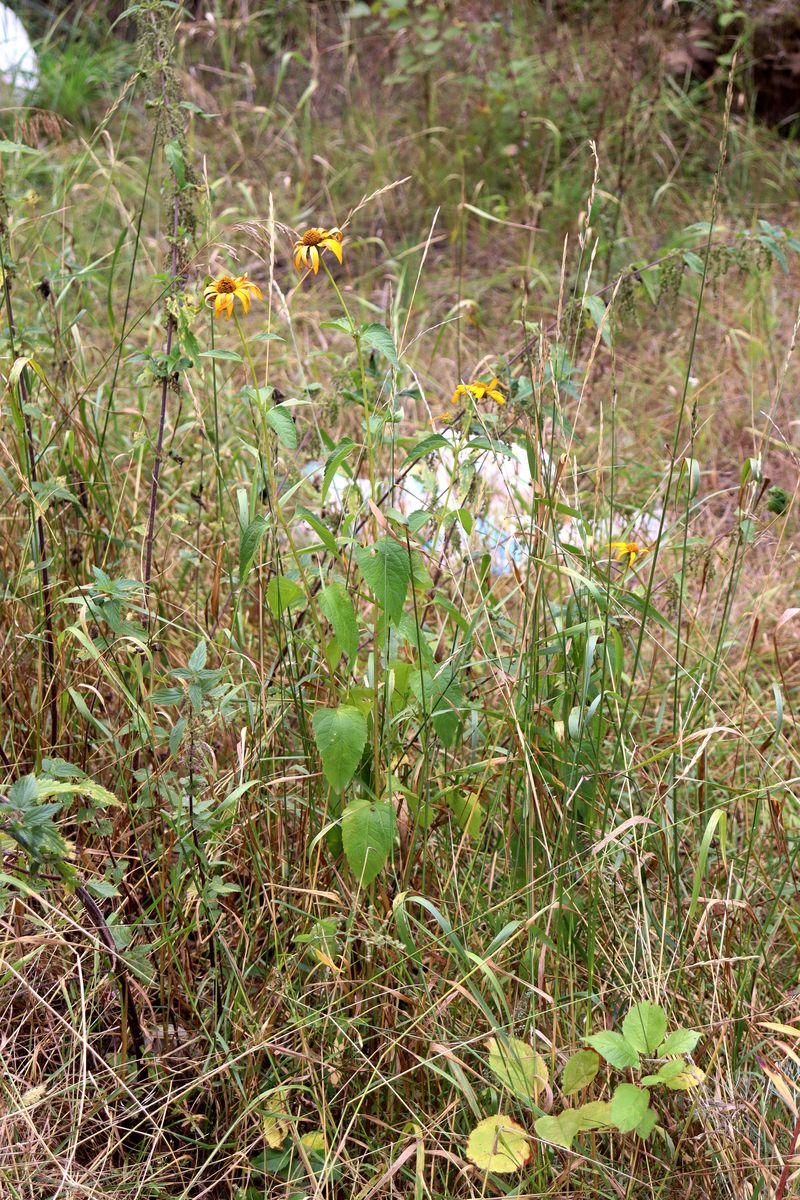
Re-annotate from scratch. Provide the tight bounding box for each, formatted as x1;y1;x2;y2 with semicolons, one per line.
451;377;506;406
610;541;642;565
293;226;344;274
204;273;263;321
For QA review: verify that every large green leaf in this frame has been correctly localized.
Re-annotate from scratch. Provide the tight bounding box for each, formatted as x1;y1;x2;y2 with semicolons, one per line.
359;322;399;368
356;537;410;623
657;1028;699;1056
610;1083;650;1133
318;583;359;661
622;1002;667;1056
264;405;298;449
585;1030;640;1070
341;797;396;886
312;705;368;792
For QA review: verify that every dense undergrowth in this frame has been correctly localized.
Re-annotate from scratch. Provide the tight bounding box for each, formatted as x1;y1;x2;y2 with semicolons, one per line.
0;2;799;1198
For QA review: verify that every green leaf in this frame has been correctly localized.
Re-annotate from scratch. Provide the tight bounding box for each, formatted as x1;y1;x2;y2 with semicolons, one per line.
562;1049;600;1096
467;1115;531;1173
239;515;269;585
447;790;483;838
318;583;359;661
657;1028;700;1057
534;1109;583;1151
359;322;399;368
574;1100;613;1131
322;438;356;503
188;641;207;671
341;797;396;886
199;349;243;362
356;537;410;623
264;406;298;449
610;1083;650;1134
266;575;305;616
487;1037;548;1105
295;506;338;555
164;139;186;188
585;1030;640;1070
622;1002;667;1056
641;1059;686;1087
312;705;368;792
401;433;449;467
635;1109;658;1140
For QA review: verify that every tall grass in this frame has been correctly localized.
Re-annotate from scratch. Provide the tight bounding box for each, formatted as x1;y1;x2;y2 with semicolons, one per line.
0;3;798;1198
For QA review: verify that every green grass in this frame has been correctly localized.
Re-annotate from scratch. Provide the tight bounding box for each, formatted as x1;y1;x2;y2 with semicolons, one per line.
0;3;798;1198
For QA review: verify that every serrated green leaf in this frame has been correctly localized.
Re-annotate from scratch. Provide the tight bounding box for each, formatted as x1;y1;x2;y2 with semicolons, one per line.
356;537;410;623
312;705;368;792
264;406;298;449
657;1028;700;1056
401;433;449;467
188;640;207;671
487;1037;548;1105
585;1030;640;1070
359;322;398;368
318;582;359;661
341;797;396;886
610;1083;650;1133
562;1049;600;1096
622;1002;667;1056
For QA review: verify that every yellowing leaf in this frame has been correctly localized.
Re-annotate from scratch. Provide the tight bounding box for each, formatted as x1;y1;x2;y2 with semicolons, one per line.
466;1115;531;1173
300;1131;326;1152
487;1037;548;1105
262;1088;291;1148
663;1063;706;1091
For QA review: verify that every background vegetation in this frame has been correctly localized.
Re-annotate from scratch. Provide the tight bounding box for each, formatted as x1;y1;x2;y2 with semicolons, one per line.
1;2;798;1197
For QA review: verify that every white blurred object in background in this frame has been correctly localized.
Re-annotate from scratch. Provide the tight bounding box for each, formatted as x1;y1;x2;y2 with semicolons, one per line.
0;4;38;100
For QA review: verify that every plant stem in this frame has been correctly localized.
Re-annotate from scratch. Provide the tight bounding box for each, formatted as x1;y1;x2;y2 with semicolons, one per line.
0;243;58;747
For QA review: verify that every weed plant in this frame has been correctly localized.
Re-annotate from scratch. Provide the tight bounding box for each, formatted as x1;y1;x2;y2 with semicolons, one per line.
0;3;798;1198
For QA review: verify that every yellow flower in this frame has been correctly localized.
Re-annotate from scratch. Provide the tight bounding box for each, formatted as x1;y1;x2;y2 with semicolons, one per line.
293;226;344;274
204;273;263;321
610;541;642;566
451;377;506;406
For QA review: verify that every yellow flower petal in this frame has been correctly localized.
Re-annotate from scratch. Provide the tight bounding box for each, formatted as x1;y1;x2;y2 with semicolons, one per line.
322;236;343;264
310;246;320;274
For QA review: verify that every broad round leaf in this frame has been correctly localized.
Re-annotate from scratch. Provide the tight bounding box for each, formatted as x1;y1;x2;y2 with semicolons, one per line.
487;1037;548;1105
562;1049;600;1096
466;1115;531;1173
610;1083;651;1133
622;1002;667;1056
